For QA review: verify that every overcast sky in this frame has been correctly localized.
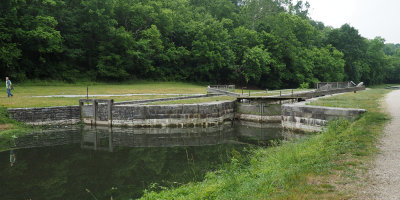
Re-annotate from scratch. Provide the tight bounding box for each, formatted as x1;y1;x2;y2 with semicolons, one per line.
305;0;400;44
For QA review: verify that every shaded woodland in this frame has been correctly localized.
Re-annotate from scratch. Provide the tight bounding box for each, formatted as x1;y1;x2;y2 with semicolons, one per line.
1;0;400;88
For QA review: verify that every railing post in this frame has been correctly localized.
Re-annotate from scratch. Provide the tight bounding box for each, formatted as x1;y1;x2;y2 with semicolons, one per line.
92;99;97;127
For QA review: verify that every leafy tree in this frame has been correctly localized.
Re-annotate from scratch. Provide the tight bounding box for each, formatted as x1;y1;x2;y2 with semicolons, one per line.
0;0;395;86
325;24;368;83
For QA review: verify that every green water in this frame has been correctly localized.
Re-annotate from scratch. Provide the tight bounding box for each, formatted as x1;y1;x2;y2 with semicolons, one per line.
0;122;298;199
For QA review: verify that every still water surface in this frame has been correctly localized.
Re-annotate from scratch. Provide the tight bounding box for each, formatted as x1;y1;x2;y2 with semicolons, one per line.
0;122;301;199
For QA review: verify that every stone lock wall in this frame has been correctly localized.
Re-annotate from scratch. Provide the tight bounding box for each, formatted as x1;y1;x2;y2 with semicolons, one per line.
110;101;235;127
7;86;366;130
77;100;236;127
281;103;366;132
8;101;235;127
7;106;81;125
237;99;294;123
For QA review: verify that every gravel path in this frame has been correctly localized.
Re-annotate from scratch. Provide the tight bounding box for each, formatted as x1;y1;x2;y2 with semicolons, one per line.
363;90;400;199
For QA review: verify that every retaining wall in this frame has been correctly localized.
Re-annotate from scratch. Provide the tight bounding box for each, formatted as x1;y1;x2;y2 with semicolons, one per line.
9;100;236;127
237;99;291;123
110;101;235;127
236;86;366;127
7;94;209;125
8;106;81;125
7;86;366;129
281;103;366;132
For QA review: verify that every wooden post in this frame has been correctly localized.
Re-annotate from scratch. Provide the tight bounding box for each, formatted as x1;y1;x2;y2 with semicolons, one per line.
79;100;84;122
108;99;113;127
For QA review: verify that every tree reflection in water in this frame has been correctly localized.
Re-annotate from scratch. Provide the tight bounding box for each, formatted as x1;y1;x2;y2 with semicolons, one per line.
0;122;300;199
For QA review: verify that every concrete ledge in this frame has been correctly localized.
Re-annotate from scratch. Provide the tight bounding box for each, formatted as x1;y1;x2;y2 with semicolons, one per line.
26;119;81;126
237;114;281;123
281;116;327;132
281;103;366;132
80;100;236;127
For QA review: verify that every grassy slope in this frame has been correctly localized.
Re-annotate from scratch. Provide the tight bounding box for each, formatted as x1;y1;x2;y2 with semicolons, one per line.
0;106;37;152
141;88;389;199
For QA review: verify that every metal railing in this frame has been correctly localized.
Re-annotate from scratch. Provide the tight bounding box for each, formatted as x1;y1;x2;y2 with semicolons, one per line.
316;81;356;91
209;85;235;93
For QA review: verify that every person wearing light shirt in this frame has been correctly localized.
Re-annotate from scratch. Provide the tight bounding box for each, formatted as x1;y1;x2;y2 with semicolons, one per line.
6;77;13;97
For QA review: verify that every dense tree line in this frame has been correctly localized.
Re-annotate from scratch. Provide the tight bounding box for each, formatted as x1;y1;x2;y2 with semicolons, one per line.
0;0;399;88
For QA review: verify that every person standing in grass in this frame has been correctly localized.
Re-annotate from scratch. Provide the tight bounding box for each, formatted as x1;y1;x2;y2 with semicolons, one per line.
6;77;13;97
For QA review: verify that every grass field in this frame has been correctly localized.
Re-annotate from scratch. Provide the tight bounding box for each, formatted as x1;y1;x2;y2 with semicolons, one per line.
141;88;390;199
148;96;237;105
0;81;206;108
1;81;314;108
308;88;384;109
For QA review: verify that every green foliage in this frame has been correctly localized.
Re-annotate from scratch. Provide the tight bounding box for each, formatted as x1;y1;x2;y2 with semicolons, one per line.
0;0;396;87
299;82;309;89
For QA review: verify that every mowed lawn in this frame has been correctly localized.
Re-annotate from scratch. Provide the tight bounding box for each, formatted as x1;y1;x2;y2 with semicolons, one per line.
0;81;206;108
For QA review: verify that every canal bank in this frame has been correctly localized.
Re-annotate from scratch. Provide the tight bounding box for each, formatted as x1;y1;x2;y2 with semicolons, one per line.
7;83;366;132
1;87;387;199
139;87;389;199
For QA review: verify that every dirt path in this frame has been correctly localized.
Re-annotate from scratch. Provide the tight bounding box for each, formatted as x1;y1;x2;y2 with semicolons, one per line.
361;90;400;199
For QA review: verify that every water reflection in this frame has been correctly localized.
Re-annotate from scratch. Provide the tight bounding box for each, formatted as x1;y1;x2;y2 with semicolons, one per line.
12;122;294;152
0;122;301;199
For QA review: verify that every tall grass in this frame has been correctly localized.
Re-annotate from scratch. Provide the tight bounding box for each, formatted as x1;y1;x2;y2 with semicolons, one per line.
141;88;389;199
